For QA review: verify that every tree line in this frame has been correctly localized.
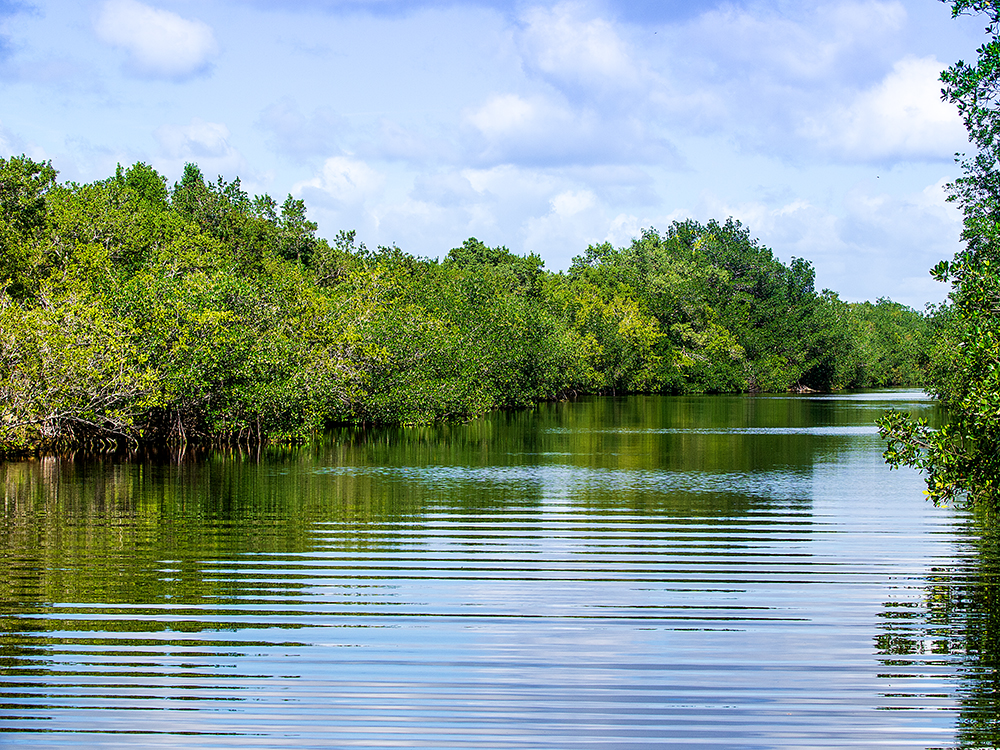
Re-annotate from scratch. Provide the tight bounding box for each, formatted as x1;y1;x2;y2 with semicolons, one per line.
1;157;932;454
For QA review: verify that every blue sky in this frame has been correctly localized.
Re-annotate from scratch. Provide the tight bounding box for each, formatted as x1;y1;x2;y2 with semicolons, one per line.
0;0;986;307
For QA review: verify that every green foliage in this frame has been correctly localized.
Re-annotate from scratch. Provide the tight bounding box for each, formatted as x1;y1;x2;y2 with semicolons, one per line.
565;221;870;394
832;296;932;388
877;0;1000;506
0;156;931;454
444;237;544;293
0;288;161;450
0;155;58;300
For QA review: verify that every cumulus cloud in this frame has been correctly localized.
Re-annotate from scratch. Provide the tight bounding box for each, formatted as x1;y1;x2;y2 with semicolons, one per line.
462;165;577;217
801;56;966;161
488;1;940;168
364;194;502;258
463;92;679;167
94;0;218;80
521;187;618;262
293;156;385;207
413;166;647;266
257;98;344;160
381;162;961;304
644;0;939;160
689;0;905;85
153;119;247;180
0;119;24;155
518;2;639;92
342;162;666;269
420;2;684;171
550;188;598;217
466;93;568;144
411;170;484;208
697;177;961;307
320;164;642;267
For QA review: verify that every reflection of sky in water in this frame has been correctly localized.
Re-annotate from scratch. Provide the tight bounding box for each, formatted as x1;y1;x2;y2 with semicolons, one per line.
1;392;970;748
763;389;930;402
544;426;880;435
313;464;812;500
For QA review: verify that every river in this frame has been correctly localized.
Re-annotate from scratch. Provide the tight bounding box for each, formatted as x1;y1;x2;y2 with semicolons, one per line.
1;391;997;748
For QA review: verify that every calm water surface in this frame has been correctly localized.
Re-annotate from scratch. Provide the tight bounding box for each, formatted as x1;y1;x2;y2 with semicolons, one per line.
2;391;998;748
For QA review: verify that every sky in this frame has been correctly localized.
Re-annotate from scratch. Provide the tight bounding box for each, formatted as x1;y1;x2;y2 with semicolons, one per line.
0;0;988;308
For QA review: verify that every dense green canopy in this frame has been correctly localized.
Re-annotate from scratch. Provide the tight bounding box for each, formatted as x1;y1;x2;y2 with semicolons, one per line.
0;157;929;453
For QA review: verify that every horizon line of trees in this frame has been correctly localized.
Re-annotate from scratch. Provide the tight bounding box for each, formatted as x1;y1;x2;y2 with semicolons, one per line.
1;156;934;455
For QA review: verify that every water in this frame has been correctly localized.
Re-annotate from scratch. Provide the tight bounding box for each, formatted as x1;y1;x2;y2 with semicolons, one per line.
1;391;996;748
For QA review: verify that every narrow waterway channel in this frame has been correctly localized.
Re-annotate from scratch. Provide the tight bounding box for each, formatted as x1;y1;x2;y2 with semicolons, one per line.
1;391;994;748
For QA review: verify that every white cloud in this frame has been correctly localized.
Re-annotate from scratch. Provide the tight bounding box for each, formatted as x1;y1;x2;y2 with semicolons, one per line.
367;195;500;257
463;92;678;167
156;119;231;159
646;1;933;159
257;99;344;160
518;2;638;91
465;93;584;164
460;165;567;215
467;94;547;141
0;120;22;156
153;119;247;181
604;213;641;247
293;156;385;206
9;0;968;312
550;189;597;217
346;165;649;268
696;177;961;308
94;0;219;80
464;93;583;165
522;195;613;262
802;56;966;160
687;1;906;85
485;1;944;168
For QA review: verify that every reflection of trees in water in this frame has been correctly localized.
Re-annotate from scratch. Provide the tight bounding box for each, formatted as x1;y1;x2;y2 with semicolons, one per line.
948;512;1000;749
875;509;1000;748
0;393;842;613
0;393;832;621
0;450;437;616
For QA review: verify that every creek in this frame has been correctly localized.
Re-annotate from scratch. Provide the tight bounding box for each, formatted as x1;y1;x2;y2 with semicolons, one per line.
2;391;995;748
